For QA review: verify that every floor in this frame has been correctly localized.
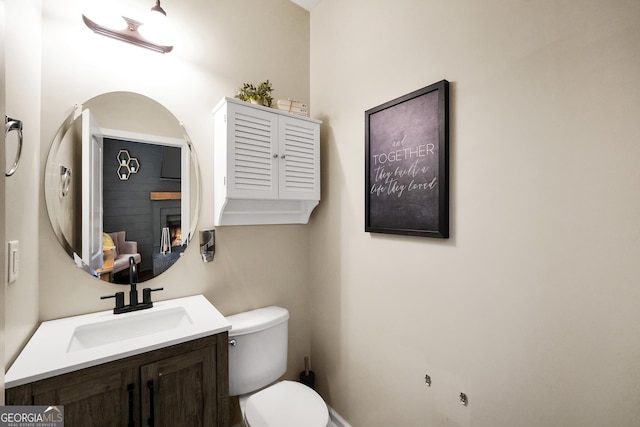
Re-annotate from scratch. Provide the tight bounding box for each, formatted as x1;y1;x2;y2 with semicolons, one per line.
231;420;338;427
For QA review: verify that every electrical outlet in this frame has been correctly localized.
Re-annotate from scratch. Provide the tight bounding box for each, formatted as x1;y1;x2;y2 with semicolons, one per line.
8;240;19;283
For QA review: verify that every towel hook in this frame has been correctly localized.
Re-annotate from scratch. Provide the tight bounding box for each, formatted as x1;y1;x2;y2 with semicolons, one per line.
5;116;23;177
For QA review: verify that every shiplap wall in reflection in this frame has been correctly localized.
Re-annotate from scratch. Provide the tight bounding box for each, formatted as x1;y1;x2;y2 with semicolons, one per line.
102;138;180;273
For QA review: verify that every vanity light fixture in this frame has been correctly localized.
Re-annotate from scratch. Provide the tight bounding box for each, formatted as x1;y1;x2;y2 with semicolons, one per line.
82;0;174;54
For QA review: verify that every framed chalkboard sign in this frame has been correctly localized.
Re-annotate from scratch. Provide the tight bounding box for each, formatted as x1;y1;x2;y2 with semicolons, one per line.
365;80;449;238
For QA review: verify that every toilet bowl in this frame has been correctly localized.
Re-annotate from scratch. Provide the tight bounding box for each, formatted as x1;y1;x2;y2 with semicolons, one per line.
241;380;330;427
226;306;331;427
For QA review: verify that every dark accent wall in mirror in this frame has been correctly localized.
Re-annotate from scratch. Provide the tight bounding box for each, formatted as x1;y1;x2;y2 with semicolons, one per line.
103;138;182;279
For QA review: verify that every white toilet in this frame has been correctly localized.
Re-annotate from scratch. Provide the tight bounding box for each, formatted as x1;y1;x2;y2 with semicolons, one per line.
227;306;331;427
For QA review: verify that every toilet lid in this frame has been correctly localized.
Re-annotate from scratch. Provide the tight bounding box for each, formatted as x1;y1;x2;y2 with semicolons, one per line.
245;380;329;427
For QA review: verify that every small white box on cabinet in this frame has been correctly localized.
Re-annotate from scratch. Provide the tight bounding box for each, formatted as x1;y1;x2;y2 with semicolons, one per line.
213;97;322;226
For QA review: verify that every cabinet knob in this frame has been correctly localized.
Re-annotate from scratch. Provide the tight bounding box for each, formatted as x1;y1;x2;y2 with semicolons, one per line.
272;153;278;158
280;154;286;159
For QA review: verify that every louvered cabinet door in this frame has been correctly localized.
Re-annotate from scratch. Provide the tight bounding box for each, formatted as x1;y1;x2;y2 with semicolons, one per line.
278;115;320;200
226;103;279;200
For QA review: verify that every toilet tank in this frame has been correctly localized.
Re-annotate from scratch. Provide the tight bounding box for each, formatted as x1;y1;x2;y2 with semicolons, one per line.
227;306;289;396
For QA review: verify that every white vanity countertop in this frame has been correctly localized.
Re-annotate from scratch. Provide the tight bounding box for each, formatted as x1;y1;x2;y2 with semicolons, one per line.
5;294;231;388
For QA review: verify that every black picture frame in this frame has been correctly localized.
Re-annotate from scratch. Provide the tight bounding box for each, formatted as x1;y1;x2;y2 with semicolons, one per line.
365;80;449;238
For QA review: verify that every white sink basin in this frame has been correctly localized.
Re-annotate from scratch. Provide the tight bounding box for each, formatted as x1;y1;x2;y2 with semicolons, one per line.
5;295;231;388
67;306;193;352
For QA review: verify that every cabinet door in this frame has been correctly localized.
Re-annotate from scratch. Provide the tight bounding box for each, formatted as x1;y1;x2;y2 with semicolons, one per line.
226;103;279;200
278;115;320;200
141;346;215;427
28;363;138;427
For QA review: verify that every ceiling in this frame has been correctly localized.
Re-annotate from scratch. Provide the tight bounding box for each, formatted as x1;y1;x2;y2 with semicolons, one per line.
289;0;322;11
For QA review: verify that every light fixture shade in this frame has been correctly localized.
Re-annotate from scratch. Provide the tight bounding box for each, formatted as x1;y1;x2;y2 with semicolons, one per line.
138;1;174;47
82;0;173;53
82;0;127;31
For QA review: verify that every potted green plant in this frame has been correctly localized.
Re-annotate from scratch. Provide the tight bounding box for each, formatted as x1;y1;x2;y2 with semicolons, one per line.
235;80;273;107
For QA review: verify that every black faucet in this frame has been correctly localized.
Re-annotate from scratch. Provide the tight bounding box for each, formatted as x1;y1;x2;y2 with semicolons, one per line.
101;256;164;314
128;256;139;306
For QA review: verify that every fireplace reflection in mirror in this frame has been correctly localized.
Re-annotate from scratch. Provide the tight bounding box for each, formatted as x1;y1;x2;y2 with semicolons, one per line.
152;207;185;276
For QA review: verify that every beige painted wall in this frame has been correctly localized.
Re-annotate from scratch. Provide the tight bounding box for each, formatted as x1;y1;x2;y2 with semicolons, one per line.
0;0;6;402
3;0;314;385
4;0;41;366
309;0;640;426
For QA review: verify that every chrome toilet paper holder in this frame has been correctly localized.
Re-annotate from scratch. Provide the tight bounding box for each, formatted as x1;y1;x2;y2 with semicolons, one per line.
200;230;215;262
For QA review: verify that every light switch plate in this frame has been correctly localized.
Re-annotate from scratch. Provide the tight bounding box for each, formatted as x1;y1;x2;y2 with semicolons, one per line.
8;240;18;283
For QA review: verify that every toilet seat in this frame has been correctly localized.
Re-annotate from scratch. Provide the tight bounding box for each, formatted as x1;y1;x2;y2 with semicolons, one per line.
244;380;330;427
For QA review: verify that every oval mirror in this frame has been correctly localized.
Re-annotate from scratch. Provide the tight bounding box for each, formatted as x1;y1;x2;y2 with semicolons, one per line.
45;92;200;283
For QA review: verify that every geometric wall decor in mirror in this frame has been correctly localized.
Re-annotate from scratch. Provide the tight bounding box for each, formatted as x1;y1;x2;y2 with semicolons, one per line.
116;149;140;180
44;92;201;284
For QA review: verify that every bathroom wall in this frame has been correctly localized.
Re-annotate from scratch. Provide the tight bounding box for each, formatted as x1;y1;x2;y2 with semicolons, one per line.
4;0;314;381
4;0;41;366
309;0;640;426
0;0;6;401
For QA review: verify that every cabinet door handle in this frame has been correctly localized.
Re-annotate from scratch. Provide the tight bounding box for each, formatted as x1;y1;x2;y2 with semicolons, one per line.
127;383;135;427
147;380;155;427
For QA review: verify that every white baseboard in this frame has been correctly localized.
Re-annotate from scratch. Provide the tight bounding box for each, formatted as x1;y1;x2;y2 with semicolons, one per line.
328;405;352;427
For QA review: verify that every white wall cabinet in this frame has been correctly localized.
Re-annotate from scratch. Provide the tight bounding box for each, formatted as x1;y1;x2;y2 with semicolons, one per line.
213;97;321;225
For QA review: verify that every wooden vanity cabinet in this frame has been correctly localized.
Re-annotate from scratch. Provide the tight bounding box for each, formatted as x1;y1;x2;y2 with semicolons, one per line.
141;344;218;426
7;359;137;426
6;333;229;427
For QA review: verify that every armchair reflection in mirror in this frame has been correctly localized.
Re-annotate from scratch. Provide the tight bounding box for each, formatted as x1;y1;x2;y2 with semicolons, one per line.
44;92;200;283
101;231;141;283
